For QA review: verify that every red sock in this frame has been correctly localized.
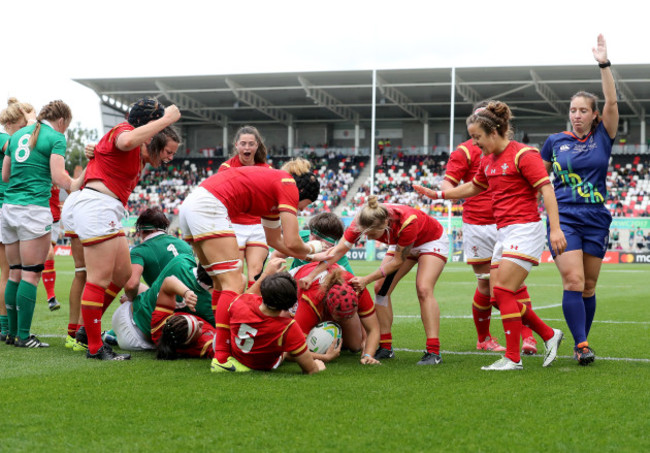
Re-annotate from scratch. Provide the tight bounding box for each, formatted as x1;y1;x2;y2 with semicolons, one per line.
247;280;255;290
426;337;440;355
214;290;239;362
493;286;522;363
472;289;492;342
516;286;534;339
102;282;121;315
519;301;554;341
68;323;80;338
43;259;56;300
81;282;106;354
490;296;500;310
379;333;392;350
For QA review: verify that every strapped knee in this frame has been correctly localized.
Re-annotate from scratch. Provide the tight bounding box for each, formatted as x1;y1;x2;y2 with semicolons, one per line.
22;263;45;273
75;267;87;273
10;264;22;270
376;270;397;297
205;259;242;276
475;273;490;281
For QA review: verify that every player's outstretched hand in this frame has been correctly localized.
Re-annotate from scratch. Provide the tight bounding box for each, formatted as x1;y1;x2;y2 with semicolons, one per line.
360;354;381;365
183;290;198;311
85;143;96;159
322;338;342;362
413;184;438;199
349;276;367;293
164;105;181;124
264;258;287;276
592;34;608;64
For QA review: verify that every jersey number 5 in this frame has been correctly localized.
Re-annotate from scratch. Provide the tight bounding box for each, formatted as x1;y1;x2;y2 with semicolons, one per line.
234;323;258;353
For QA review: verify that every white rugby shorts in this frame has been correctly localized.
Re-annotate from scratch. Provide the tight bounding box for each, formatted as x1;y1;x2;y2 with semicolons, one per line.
111;301;155;351
1;203;52;243
178;186;236;243
492;221;545;272
462;223;497;264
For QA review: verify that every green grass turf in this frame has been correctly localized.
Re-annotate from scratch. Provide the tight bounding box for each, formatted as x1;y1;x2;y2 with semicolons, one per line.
1;257;649;452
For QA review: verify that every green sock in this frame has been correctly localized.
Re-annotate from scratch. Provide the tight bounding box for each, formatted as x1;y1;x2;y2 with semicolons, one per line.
5;280;19;337
0;314;8;334
17;280;38;340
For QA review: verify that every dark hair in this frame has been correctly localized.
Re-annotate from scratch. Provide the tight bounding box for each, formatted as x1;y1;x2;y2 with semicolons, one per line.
570;91;601;131
29;100;72;149
233;125;267;164
148;125;181;157
260;272;297;311
196;265;213;287
135;207;169;234
156;316;187;360
309;213;344;243
466;100;513;139
128;98;164;128
281;158;320;203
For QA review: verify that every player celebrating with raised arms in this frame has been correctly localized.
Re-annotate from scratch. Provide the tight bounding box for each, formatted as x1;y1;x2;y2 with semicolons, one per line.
2;100;84;347
308;196;449;366
178;157;322;368
540;35;619;366
290;262;380;365
72;98;181;360
218;126;273;289
414;100;565;371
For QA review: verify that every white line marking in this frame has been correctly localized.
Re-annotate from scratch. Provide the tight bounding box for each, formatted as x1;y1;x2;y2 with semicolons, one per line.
394;348;650;363
394;314;650;325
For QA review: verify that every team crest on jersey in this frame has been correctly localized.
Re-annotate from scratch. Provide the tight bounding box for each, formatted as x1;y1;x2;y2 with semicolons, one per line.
501;163;509;175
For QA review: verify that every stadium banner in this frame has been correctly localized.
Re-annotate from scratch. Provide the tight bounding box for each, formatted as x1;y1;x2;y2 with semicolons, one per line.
611;218;650;229
541;251;622;264
619;252;650;264
54;246;72;256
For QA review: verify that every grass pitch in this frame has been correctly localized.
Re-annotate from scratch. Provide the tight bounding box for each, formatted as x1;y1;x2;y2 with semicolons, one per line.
1;258;648;452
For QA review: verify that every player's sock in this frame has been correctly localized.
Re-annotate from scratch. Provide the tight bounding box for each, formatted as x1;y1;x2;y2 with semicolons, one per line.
379;333;393;351
0;314;8;335
519;302;554;341
472;288;492;342
5;280;19;337
102;282;121;315
247;280;255;290
68;323;80;338
81;282;106;355
493;286;522;363
583;294;596;338
16;281;38;340
426;337;440;355
562;290;587;346
490;296;499;310
515;286;534;339
214;290;238;362
42;259;57;300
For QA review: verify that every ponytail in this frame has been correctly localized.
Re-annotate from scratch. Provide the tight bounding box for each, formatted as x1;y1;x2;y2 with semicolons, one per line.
28;100;72;149
356;195;390;232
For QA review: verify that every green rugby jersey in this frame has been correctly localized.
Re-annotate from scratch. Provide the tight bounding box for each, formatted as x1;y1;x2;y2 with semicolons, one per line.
130;233;194;286
131;254;214;338
4;122;66;207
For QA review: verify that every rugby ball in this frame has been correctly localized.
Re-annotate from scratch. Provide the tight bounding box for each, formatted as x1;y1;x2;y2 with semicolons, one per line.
306;321;342;353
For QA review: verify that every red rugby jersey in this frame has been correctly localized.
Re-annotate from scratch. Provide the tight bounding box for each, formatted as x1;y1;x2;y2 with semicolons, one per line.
343;204;443;248
217;155;272;225
228;294;308;371
84;122;142;206
444;140;495;225
200;167;299;223
292;262;375;334
49;184;61;222
472;141;550;229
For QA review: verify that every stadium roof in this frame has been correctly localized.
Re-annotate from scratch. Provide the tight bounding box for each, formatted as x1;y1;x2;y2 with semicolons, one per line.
75;64;650;128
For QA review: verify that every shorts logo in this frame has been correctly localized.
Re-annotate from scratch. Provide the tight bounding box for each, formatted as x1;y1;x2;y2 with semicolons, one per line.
510;245;519;250
471;245;479;257
108;221;117;229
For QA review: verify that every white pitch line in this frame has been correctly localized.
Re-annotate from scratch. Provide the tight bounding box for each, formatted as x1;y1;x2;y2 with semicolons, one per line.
394;314;650;325
394;348;650;363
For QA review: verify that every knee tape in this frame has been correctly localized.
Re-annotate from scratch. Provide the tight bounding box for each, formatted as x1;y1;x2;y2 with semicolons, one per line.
10;264;22;270
22;263;45;273
205;259;242;276
376;270;397;297
475;273;491;281
75;267;87;273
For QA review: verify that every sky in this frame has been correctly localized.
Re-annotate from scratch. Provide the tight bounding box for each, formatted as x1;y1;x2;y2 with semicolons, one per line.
3;0;647;134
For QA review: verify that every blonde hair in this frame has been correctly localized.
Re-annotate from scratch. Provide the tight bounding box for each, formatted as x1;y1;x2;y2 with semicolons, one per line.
355;195;390;232
320;267;345;297
0;97;34;127
281;157;311;175
29;100;72;149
